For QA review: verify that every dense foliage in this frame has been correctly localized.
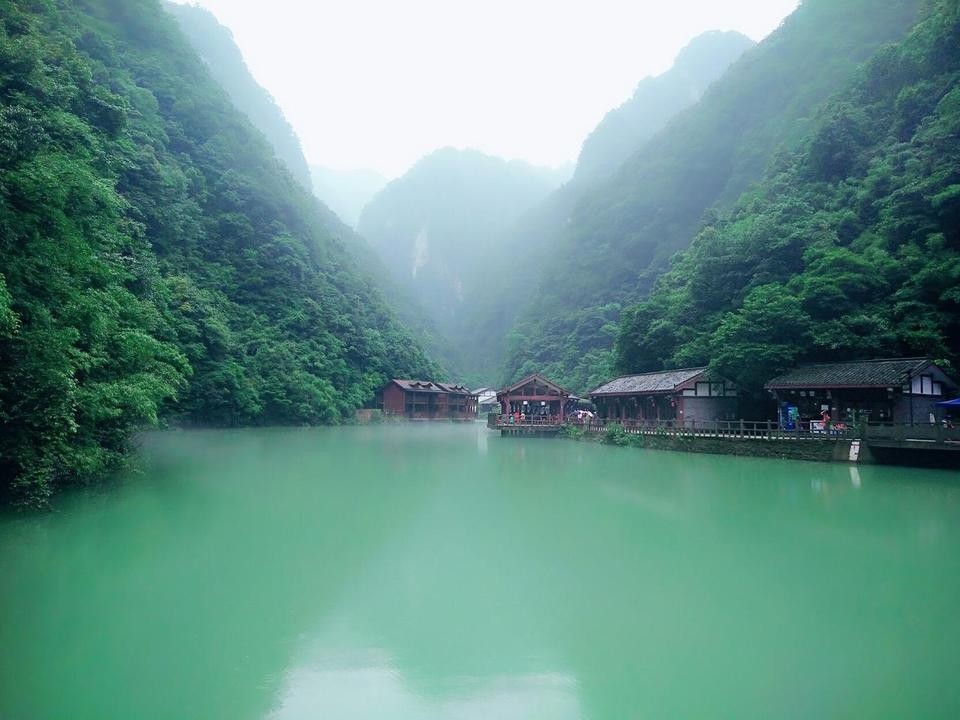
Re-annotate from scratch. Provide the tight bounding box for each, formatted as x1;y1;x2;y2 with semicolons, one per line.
502;0;923;392
0;0;438;504
616;0;960;392
162;0;449;377
164;1;313;192
574;31;754;184
358;147;565;382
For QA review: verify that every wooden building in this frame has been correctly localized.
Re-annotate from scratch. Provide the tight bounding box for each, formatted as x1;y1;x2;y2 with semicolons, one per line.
473;387;499;415
589;368;739;424
381;380;477;420
765;358;957;425
497;374;571;422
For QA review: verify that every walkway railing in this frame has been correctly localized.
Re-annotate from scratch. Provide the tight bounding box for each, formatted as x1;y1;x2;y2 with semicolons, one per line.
860;421;960;445
576;419;960;445
578;418;855;441
488;414;564;428
487;413;960;445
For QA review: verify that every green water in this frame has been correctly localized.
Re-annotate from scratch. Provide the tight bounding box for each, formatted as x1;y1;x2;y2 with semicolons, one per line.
1;424;959;719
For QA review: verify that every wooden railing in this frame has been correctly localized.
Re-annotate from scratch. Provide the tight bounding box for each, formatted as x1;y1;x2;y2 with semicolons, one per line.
488;413;564;428
860;422;960;445
577;419;960;445
486;413;960;445
577;418;855;441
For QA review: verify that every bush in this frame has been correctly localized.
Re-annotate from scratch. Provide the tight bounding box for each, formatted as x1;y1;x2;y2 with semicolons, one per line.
602;423;630;446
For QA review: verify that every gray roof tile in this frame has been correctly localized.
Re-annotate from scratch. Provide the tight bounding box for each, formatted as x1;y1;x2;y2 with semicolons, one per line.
590;368;706;396
765;358;933;389
392;380;474;395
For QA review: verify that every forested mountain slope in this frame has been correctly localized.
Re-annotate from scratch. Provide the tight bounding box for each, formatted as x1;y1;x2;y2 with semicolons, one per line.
616;0;960;392
503;0;923;392
459;33;754;384
165;3;453;376
0;0;437;504
575;31;754;184
164;1;313;191
358;148;563;380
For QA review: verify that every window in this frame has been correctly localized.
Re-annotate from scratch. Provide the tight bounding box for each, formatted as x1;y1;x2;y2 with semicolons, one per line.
693;382;728;397
911;375;940;395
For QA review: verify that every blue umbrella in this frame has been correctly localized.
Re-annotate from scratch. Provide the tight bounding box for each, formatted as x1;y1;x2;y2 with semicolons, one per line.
935;398;960;407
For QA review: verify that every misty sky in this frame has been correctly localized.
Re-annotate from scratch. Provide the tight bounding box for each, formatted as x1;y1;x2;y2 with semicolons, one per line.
171;0;799;178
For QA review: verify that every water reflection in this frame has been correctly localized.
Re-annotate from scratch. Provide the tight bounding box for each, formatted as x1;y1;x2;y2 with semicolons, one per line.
2;425;959;719
268;644;581;719
850;466;862;489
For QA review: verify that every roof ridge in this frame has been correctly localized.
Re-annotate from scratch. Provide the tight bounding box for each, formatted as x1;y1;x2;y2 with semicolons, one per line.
795;357;930;367
613;366;707;379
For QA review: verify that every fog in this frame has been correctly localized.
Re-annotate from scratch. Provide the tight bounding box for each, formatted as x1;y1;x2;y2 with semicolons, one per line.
168;0;798;177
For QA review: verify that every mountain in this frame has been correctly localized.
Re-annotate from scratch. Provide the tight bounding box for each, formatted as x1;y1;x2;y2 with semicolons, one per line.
616;0;960;392
0;0;438;504
310;165;388;228
459;30;755;386
357;147;564;381
164;1;313;191
502;0;924;392
164;3;451;376
574;31;755;184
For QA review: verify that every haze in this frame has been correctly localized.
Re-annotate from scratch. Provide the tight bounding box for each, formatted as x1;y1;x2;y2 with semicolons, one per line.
170;1;797;177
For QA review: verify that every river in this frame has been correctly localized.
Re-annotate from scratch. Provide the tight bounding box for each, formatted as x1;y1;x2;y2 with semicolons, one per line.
1;424;958;718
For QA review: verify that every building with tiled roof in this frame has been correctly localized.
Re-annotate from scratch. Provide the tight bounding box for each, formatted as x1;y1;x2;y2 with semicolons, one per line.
590;368;706;396
589;368;739;424
380;380;477;420
765;358;956;425
472;387;499;414
496;374;572;421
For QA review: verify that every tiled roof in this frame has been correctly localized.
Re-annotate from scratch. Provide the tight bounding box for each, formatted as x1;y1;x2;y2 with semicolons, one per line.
764;358;933;389
441;382;473;394
498;373;571;396
392;380;475;395
589;367;706;396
